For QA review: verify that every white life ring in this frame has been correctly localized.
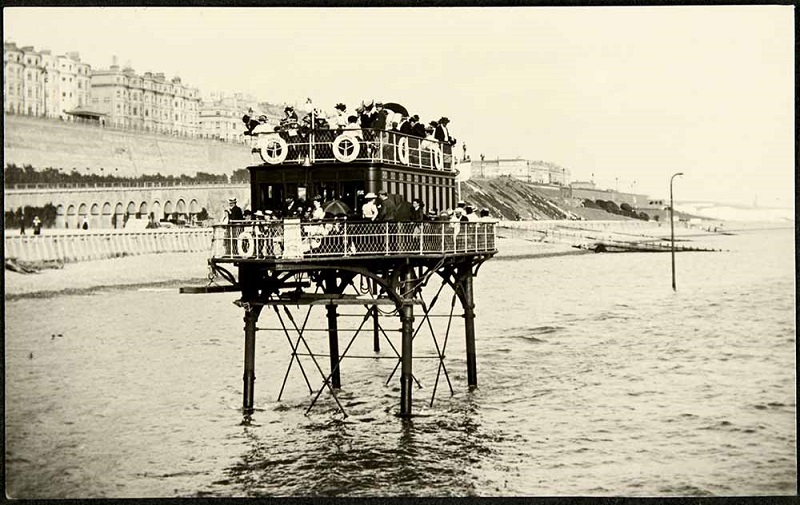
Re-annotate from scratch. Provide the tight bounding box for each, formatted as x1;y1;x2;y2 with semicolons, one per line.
258;135;289;165
236;231;255;258
431;146;443;169
397;137;409;165
333;134;360;162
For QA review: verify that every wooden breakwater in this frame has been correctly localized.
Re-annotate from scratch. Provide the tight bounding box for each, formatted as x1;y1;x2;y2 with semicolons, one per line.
497;220;725;253
4;228;212;264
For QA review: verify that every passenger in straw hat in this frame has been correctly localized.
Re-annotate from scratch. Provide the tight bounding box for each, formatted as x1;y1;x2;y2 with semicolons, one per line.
362;192;379;222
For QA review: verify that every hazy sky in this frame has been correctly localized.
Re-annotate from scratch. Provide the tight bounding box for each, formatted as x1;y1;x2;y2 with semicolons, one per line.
4;6;794;207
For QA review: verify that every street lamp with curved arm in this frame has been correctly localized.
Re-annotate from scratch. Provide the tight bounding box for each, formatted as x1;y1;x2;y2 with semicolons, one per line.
670;172;684;291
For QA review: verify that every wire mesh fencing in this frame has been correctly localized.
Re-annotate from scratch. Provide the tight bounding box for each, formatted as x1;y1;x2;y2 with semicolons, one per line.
211;220;496;260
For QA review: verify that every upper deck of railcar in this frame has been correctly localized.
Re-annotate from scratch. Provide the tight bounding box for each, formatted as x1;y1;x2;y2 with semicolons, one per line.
249;126;458;173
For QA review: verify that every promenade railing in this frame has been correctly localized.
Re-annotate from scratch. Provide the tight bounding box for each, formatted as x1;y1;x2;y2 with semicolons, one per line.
5;228;212;264
211;220;496;261
6;180;245;191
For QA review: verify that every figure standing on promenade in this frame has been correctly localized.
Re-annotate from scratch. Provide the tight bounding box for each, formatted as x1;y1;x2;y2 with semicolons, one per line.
32;216;42;235
19;220;25;235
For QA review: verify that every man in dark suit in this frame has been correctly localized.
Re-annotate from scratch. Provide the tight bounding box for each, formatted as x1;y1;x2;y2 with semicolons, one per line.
370;102;388;130
224;197;244;256
226;197;244;221
399;115;412;135
376;190;397;221
434;117;456;145
410;118;426;139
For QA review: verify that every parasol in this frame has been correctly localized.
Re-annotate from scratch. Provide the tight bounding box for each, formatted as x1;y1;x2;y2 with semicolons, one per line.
323;199;351;216
382;102;409;117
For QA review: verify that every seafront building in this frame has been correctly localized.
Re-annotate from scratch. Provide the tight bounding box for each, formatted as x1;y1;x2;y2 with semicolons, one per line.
4;41;91;119
470;157;571;186
198;91;282;143
90;57;200;136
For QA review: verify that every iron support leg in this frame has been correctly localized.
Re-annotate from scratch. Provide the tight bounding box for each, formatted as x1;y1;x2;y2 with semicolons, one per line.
399;299;415;417
372;306;381;352
462;269;478;388
243;306;262;412
326;303;341;390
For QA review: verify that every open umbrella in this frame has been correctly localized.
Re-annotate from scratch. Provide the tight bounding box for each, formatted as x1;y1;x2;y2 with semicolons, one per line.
323;199;351;217
382;102;409;117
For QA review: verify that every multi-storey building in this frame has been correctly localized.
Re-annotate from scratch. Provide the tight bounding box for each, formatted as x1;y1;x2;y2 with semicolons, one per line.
4;42;91;118
90;59;200;136
41;50;92;118
4;42;25;114
3;43;45;116
199;91;270;143
470;157;571;186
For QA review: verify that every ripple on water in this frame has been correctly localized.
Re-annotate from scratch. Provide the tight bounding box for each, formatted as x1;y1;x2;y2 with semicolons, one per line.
3;229;796;497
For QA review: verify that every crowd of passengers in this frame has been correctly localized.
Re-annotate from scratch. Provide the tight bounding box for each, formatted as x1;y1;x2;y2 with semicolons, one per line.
242;101;457;146
224;192;492;225
222;194;493;257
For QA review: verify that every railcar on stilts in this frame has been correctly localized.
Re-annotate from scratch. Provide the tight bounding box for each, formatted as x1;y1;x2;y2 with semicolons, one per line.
182;118;497;418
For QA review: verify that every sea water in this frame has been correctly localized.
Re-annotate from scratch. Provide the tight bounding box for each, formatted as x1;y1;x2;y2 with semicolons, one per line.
4;227;795;497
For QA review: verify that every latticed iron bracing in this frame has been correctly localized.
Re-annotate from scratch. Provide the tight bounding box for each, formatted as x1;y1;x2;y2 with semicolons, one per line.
182;126;496;419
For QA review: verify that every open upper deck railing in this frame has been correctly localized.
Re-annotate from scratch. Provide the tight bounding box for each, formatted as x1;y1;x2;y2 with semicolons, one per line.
250;129;456;172
210;220;496;261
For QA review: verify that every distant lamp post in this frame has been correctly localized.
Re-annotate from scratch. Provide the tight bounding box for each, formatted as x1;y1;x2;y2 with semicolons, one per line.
670;172;684;291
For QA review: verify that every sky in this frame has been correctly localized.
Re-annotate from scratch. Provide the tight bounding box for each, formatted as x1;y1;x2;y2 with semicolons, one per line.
4;6;795;207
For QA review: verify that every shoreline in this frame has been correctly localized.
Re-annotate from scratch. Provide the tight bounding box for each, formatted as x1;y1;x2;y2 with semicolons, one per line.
4;237;581;299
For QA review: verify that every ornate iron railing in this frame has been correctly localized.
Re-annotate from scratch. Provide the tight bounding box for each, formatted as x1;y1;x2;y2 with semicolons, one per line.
210;220;496;261
251;129;456;171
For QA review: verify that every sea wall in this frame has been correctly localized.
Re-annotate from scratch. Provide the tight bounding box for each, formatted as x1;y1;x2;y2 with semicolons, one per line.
4;115;252;177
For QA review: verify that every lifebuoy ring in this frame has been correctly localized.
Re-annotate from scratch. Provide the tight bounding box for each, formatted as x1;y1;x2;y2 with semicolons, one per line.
397;137;409;165
431;146;443;169
333;134;360;162
258;135;289;165
236;231;255;258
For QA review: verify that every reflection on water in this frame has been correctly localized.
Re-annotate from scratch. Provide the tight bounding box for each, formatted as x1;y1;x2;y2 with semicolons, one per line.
4;228;796;497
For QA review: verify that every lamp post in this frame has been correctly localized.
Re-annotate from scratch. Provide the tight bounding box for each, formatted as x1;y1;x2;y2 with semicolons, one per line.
670;172;684;291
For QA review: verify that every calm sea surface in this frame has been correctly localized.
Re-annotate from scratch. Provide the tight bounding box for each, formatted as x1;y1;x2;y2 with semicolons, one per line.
5;227;796;497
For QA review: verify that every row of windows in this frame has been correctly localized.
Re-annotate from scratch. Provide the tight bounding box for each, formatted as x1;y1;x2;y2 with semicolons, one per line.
112;76;195;97
382;170;456;213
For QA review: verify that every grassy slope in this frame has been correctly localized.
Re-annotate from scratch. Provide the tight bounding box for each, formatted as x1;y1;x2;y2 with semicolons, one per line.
461;177;632;221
